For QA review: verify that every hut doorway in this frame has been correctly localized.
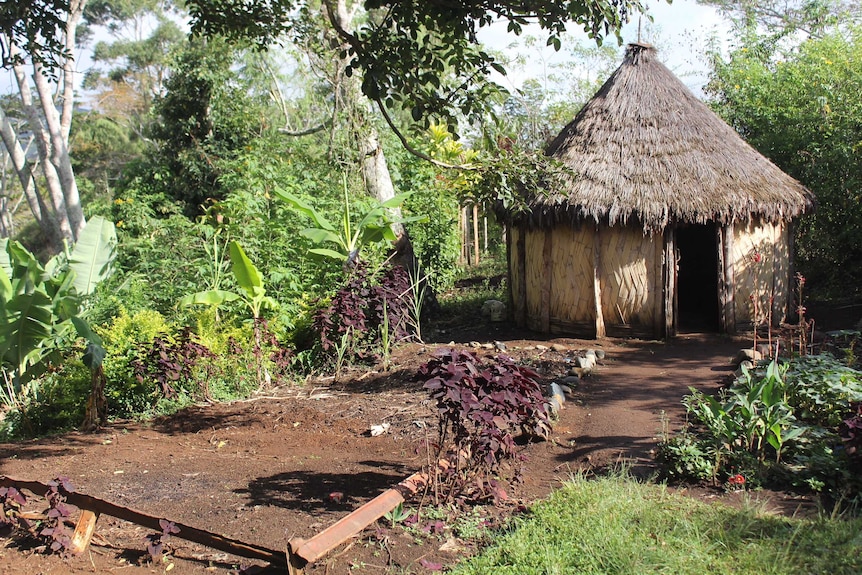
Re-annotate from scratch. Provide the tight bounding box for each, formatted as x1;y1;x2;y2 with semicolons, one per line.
676;223;720;332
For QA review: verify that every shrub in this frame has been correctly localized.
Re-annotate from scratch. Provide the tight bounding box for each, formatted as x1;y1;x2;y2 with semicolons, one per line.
312;263;415;366
419;348;551;504
659;355;862;507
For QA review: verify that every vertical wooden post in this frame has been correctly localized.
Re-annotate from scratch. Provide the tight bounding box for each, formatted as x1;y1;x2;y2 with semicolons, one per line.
717;225;727;333
722;224;736;333
483;216;488;254
472;203;480;265
540;230;553;332
458;206;465;265
663;229;676;337
593;226;606;338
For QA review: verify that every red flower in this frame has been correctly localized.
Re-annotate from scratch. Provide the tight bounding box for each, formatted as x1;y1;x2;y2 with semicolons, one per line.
727;474;746;485
752;252;763;263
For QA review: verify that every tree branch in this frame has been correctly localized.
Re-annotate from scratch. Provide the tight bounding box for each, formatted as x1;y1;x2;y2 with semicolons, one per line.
372;98;476;171
278;121;331;136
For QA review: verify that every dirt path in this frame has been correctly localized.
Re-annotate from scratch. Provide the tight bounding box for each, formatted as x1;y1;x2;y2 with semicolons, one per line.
0;333;749;574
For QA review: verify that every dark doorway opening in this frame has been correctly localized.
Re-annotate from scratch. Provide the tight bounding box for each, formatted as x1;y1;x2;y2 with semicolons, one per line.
677;223;720;332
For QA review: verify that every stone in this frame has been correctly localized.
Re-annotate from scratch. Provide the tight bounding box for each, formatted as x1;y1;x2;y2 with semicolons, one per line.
494;341;508;352
480;299;506;322
551;343;567;352
559;375;580;386
732;349;762;366
536;344;549;351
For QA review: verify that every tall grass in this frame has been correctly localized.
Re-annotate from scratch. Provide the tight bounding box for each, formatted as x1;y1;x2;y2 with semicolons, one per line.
452;472;862;575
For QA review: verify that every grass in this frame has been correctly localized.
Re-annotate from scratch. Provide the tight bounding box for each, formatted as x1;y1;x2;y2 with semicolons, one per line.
451;472;862;575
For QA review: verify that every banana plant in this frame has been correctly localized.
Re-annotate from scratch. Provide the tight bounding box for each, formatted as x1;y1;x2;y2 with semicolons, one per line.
179;240;277;320
274;181;425;269
0;216;117;395
180;241;277;388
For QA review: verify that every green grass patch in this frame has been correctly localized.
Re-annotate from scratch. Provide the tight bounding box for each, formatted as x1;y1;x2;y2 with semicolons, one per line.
452;472;862;575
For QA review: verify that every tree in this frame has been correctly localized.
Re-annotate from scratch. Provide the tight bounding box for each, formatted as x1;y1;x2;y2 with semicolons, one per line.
146;36;269;211
185;0;643;140
706;26;862;293
81;0;185;141
697;0;860;37
0;0;88;252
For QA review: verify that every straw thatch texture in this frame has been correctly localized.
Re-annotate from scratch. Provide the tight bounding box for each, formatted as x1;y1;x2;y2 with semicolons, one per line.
532;43;813;230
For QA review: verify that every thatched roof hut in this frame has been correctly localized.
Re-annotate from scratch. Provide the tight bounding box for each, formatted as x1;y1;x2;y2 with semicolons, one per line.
507;42;814;338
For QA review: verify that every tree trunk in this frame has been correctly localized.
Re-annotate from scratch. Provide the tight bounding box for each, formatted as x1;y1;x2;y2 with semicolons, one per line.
0;1;87;250
327;0;417;270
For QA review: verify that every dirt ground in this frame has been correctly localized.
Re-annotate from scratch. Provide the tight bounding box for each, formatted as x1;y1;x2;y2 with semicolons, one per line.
0;320;826;575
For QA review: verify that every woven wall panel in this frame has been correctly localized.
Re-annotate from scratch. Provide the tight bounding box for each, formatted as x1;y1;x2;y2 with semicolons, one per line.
510;226;522;316
524;228;546;326
598;227;658;328
549;226;595;324
732;220;785;325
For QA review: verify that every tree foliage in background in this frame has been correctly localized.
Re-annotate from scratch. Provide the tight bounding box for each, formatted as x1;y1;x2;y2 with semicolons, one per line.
147;36;269;211
706;26;862;294
185;0;643;133
697;0;860;38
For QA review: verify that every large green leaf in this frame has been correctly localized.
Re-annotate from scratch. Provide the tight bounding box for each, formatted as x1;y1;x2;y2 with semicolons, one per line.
179;289;241;307
273;188;336;231
0;290;53;382
69;216;117;296
228;241;262;292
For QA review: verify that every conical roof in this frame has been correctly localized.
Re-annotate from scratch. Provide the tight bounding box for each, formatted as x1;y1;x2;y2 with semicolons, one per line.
530;43;813;230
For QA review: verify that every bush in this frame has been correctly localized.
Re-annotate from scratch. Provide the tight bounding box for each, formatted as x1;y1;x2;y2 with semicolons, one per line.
311;263;415;366
419;348;551;503
659;355;862;507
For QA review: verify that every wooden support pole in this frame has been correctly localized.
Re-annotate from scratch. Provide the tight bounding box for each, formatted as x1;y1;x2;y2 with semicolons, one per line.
593;227;606;338
723;224;736;333
472;203;480;266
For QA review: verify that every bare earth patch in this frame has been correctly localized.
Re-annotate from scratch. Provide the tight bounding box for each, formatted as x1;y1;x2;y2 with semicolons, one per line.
0;330;816;574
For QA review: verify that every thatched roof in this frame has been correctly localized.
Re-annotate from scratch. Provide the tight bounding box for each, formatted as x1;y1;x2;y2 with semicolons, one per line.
527;43;813;230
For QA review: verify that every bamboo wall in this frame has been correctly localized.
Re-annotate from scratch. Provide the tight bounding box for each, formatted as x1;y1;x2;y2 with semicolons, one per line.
730;220;790;329
511;223;662;337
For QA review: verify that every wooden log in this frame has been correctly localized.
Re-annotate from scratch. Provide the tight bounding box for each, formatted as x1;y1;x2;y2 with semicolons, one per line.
69;509;99;555
0;475;286;567
723;224;736;333
663;230;675;337
290;465;438;570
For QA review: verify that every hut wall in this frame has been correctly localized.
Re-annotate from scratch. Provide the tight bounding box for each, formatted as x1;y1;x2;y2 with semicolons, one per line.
510;223;662;337
598;227;660;337
524;227;547;331
549;226;596;333
731;220;790;329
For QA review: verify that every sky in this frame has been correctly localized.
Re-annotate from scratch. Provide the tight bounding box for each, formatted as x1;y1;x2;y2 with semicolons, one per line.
0;1;735;101
479;0;734;96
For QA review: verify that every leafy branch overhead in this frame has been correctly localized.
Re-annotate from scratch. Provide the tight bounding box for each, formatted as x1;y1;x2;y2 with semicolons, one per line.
185;0;644;129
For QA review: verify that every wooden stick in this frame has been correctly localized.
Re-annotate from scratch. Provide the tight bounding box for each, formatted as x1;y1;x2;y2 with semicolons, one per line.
0;476;286;567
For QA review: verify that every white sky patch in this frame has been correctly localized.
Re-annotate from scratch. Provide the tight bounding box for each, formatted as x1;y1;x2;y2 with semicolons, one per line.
479;0;733;98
